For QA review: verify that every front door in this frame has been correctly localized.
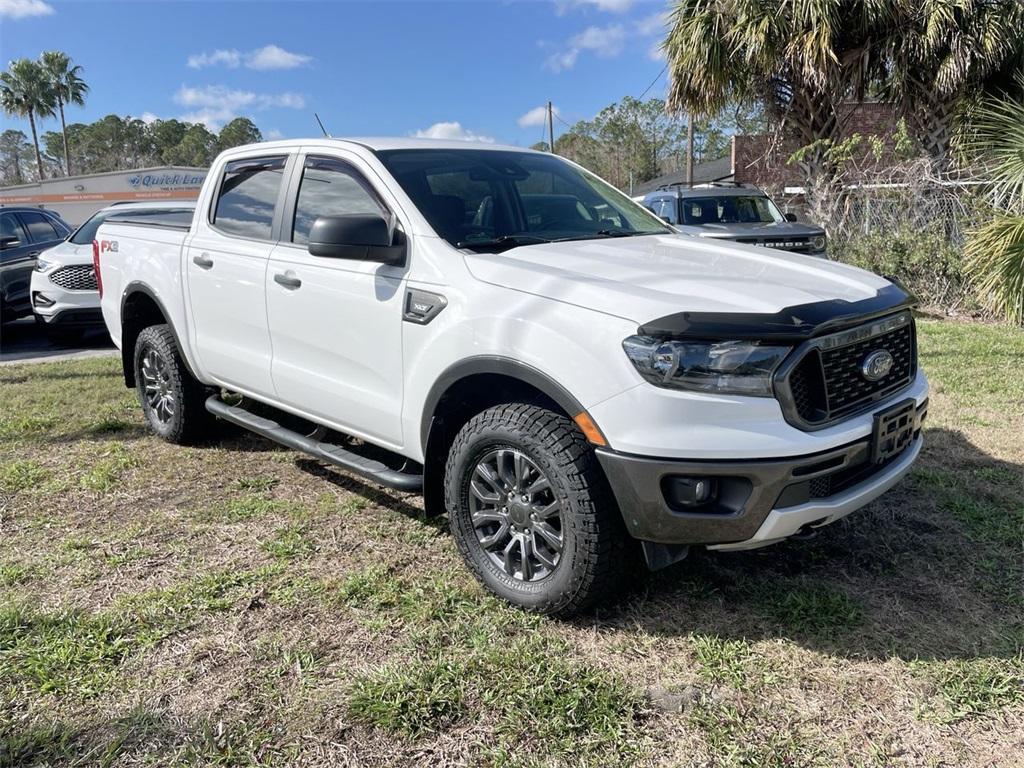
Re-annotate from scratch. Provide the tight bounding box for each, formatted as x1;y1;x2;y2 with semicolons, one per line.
266;154;407;448
185;154;290;396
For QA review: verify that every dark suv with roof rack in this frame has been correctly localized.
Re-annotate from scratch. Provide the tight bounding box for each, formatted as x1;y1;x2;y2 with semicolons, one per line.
642;182;827;257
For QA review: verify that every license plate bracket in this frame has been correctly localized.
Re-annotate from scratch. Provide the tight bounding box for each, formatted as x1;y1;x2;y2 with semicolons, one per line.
871;398;916;464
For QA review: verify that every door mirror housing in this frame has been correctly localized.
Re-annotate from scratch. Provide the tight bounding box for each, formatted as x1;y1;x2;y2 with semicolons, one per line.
307;214;405;266
784;212;798;222
0;236;21;251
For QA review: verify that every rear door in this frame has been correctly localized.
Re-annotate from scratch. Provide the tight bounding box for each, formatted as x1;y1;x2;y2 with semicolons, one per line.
0;212;35;318
185;154;292;396
265;152;408;447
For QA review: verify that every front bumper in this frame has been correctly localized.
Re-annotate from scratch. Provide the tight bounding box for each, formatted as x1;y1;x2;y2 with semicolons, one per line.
596;399;927;550
31;270;103;327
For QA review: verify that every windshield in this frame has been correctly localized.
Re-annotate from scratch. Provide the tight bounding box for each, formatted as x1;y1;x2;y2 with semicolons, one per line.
375;149;670;250
680;195;784;225
68;210;111;245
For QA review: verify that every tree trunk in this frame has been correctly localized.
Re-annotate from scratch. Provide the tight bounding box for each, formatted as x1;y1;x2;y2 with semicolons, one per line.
58;99;71;176
28;110;44;181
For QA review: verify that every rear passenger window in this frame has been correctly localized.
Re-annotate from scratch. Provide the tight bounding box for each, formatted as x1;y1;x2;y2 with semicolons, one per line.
292;157;385;245
1;212;28;246
212;156;287;240
19;211;63;242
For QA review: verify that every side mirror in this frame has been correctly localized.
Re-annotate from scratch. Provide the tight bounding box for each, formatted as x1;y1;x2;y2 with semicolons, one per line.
0;236;21;251
784;212;798;222
307;214;405;266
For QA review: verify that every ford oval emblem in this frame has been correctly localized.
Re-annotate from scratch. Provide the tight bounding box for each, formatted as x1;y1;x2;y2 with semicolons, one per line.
862;349;894;381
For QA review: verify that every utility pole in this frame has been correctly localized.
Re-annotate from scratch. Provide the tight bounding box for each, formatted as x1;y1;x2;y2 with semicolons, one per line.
686;114;694;186
547;101;555;154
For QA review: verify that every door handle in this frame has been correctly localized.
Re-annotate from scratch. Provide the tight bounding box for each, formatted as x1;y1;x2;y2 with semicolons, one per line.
27;251;41;258
192;253;214;269
274;272;302;290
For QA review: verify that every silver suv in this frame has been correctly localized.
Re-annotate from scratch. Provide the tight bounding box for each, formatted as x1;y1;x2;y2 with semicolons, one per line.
643;182;827;256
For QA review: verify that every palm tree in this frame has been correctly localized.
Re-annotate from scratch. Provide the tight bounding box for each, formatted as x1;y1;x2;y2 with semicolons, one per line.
963;76;1024;324
884;1;1024;167
661;1;895;215
0;58;55;181
40;51;88;176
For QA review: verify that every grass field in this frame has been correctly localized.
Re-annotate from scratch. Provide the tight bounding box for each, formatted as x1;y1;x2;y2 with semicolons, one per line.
1;318;1021;767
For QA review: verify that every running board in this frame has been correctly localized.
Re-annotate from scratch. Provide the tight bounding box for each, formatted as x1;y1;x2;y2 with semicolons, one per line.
205;396;423;492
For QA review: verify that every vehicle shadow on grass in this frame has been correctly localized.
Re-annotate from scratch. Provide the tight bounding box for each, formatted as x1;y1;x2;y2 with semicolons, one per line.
592;427;1022;663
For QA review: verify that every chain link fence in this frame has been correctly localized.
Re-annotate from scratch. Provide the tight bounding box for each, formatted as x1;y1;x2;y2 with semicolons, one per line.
774;163;996;315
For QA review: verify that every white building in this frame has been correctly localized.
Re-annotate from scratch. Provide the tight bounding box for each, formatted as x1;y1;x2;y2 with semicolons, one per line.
0;166;207;226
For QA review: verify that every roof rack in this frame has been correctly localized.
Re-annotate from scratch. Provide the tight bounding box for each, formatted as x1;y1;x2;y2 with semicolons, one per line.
656;180;753;191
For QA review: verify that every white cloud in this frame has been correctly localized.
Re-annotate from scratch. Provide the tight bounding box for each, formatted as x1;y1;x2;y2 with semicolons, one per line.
138;112;160;125
634;9;670;36
648;41;666;62
245;45;312;70
545;24;626;72
174;85;306;130
517;105;559;128
411;121;494;143
556;0;633;15
187;44;312;71
265;129;285;140
0;0;54;18
187;49;241;69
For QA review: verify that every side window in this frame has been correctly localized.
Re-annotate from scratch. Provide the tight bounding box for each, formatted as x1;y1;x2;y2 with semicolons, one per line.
19;211;63;242
292;157;385;245
661;200;679;225
211;156;287;240
1;212;28;247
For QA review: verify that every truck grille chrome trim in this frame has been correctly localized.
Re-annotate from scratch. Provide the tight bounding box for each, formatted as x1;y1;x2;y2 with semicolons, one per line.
48;264;98;292
774;311;917;431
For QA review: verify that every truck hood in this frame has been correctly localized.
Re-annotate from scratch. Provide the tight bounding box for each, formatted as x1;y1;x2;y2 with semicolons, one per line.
463;233;890;326
680;221;824;239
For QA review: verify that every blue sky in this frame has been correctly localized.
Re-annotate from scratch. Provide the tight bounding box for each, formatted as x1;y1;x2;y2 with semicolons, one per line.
1;0;673;147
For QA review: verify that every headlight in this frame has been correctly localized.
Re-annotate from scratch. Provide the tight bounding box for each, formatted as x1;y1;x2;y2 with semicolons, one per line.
622;336;791;396
35;258;56;272
810;234;827;252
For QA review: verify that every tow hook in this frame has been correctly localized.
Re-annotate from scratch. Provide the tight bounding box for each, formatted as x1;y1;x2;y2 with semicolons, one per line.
791;519;828;540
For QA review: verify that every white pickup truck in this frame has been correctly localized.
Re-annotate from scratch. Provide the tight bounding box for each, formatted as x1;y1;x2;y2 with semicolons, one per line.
96;138;928;615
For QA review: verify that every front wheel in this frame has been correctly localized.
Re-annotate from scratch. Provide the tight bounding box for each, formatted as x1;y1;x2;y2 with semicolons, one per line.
133;324;215;444
444;403;627;616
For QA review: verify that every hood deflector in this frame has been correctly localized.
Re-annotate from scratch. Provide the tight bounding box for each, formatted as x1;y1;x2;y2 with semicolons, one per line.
637;283;915;342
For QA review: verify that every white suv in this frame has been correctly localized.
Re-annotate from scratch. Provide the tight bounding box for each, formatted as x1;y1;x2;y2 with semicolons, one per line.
95;139;928;615
31;201;195;340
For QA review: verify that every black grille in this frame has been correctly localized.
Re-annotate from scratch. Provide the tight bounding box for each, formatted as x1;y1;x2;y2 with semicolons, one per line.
808;476;831;498
778;313;916;429
821;323;914;417
49;265;97;291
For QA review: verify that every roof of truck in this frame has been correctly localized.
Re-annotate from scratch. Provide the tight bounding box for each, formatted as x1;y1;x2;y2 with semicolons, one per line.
252;137;542;153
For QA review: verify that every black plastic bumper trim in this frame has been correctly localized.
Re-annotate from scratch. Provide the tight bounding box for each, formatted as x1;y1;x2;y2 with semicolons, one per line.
596;400;926;546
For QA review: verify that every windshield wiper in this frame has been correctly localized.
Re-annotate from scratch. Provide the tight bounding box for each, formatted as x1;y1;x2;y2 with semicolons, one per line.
553;228;664;243
456;234;552;252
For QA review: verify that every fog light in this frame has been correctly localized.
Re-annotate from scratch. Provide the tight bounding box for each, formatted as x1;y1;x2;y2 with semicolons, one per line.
32;291;55;308
664;476;717;507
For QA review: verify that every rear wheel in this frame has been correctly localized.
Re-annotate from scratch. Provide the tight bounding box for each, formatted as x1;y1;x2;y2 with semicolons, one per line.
444;402;627;616
133;324;215;444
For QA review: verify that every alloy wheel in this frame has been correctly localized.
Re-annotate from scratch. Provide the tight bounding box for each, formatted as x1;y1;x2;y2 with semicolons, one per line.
468;448;564;581
140;347;176;424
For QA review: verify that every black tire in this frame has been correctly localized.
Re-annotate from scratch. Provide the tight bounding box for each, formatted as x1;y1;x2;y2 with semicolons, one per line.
444;402;628;616
133;324;215;444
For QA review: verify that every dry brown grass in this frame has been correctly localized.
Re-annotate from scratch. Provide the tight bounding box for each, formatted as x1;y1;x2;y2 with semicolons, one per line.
1;318;1021;767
